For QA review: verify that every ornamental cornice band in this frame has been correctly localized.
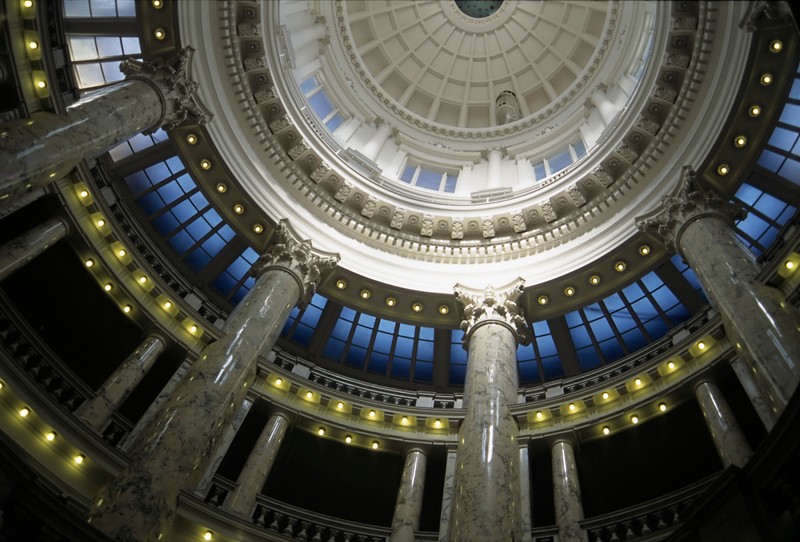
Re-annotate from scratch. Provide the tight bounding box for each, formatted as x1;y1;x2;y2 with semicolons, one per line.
635;166;747;253
254;220;340;306
454;280;531;348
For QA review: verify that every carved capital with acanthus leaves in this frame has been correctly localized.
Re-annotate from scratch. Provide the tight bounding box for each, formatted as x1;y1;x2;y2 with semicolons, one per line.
454;279;531;349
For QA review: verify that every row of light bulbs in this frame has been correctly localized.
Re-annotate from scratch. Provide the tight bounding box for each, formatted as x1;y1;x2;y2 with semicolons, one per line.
2;381;87;465
334;279;449;315
716;39;783;178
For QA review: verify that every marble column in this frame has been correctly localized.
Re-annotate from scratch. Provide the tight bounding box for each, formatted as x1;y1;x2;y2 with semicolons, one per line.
89;220;338;542
637;167;800;415
0;186;45;219
694;380;752;468
518;443;533;542
729;357;776;431
75;333;167;431
0;48;209;200
552;438;586;542
451;280;529;542
195;398;253;498
437;446;457;542
224;411;291;517
390;447;427;542
362;121;393;162
0;217;68;282
486;148;503;189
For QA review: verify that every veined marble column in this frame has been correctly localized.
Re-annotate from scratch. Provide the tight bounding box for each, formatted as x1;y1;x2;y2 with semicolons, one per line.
451;280;529;542
0;217;68;282
0;186;44;219
552;438;586;542
89;221;338;542
637;167;800;414
0;48;209;200
75;333;166;431
195;398;253;498
694;380;752;468
519;443;533;542
730;357;776;431
437;447;457;542
224;411;291;517
390;447;427;542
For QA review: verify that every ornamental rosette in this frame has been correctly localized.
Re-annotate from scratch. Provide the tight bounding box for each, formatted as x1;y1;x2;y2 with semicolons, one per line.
454;279;531;348
636;166;747;253
254;220;339;306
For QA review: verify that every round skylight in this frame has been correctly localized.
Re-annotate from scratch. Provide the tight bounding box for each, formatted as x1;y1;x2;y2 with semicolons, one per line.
454;0;504;19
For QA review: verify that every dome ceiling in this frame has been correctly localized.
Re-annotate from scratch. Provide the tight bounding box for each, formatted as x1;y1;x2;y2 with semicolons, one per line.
343;0;609;129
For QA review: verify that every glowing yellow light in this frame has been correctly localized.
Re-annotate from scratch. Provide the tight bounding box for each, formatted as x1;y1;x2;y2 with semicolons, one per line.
717;164;730;176
337;402;344;409
123;305;132;313
275;378;282;386
203;531;213;541
434;419;442;428
438;304;449;315
335;279;347;290
401;416;408;424
568;403;576;411
138;276;148;284
74;454;85;464
96;219;106;227
659;402;667;412
770;40;783;53
360;289;371;300
748;105;761;117
761;73;773;85
634;378;642;386
411;302;423;312
152;0;163;8
305;391;313;399
786;260;796;270
84;259;94;267
154;28;166;40
589;275;600;285
36;80;46;89
385;297;396;307
602;391;610;400
369;410;376;418
104;283;113;292
189;325;198;333
252;224;263;234
216;183;227;193
46;431;56;441
535;411;543;420
28;40;38;50
233;204;245;214
200;159;211;170
668;361;676;369
615;261;627;272
564;286;575;296
163;300;172;309
318;428;325;436
630;415;639;424
602;426;610;435
537;295;549;305
345;435;352;443
79;190;89;198
697;341;706;350
19;407;30;417
117;249;126;257
734;135;747;148
372;441;379;449
186;134;197;145
23;0;33;8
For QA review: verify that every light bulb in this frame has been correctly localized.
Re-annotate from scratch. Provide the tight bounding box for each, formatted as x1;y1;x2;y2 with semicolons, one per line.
46;431;56;441
337;402;344;409
372;441;379;449
631;415;639;424
74;454;85;464
659;403;667;412
602;392;610;400
318;428;325;436
345;435;352;443
19;407;30;417
275;378;282;386
602;426;610;435
434;419;442;428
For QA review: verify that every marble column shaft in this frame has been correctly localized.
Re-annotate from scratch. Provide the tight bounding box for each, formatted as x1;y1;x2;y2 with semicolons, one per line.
0;48;208;200
0;186;45;220
224;412;290;517
89;222;337;542
694;380;752;468
552;439;586;542
451;281;528;542
0;217;68;282
729;357;776;431
518;444;532;542
390;448;427;542
76;333;166;431
637;168;800;414
195;398;253;498
437;448;457;542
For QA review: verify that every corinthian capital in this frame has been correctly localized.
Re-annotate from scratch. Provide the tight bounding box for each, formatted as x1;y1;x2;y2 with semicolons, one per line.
635;166;746;252
120;47;211;132
254;220;339;306
454;279;531;348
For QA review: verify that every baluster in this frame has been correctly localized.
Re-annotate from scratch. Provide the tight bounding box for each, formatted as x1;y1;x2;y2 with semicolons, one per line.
609;525;621;541
310;525;323;542
296;520;309;540
588;527;604;542
269;512;284;531
326;529;339;542
342;532;354;542
283;516;298;536
637;514;652;534
254;505;268;527
622;520;636;538
654;511;667;529
669;505;682;524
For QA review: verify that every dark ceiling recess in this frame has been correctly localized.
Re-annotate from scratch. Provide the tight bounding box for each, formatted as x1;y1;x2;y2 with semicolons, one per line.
454;0;504;19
